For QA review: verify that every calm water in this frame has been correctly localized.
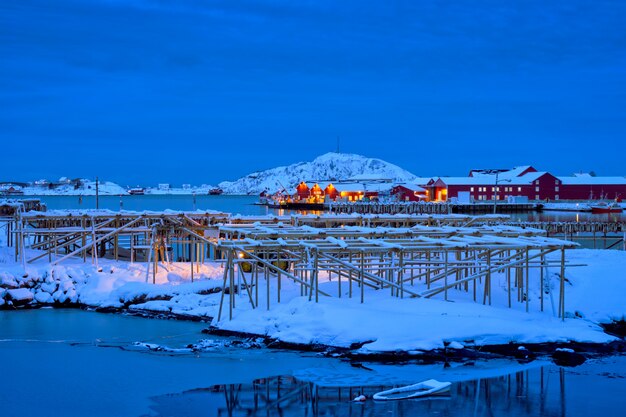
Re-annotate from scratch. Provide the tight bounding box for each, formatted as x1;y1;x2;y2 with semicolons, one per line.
33;194;267;216
0;309;624;417
27;195;626;222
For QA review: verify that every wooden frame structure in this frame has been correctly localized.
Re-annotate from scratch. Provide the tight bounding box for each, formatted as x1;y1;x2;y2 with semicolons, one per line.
6;210;577;322
11;210;229;282
213;223;576;321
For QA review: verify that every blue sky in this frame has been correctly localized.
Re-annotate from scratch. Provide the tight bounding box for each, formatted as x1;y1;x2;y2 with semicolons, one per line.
1;0;625;185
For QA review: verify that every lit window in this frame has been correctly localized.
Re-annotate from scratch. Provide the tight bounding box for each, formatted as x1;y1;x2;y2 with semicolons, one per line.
535;194;540;200
555;195;559;200
555;186;559;192
517;187;521;192
470;187;474;192
535;186;539;192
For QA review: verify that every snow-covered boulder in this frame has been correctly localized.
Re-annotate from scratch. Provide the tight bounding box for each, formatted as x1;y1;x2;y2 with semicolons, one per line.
0;272;19;289
5;288;34;306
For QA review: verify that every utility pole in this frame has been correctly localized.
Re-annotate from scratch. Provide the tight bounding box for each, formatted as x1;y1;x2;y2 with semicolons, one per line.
492;171;510;214
95;177;99;210
493;172;499;214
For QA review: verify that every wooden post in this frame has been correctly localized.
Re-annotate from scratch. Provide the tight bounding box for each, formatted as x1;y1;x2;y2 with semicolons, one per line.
217;251;231;322
229;252;235;319
559;248;565;321
539;254;545;312
153;239;158;283
255;262;259;307
484;251;491;305
507;252;512;308
348;252;353;298
426;251;431;289
190;236;194;283
114;217;119;261
399;250;404;299
266;262;270;311
82;217;86;262
360;252;364;304
338;255;342;298
444;250;448;301
277;250;282;304
525;248;530;312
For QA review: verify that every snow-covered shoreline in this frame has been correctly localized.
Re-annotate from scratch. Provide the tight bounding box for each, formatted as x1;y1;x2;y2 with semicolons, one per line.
1;234;625;359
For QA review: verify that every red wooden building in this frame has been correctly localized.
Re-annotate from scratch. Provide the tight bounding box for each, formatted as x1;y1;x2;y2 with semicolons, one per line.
428;165;626;202
390;183;429;202
428;167;563;202
295;181;392;202
557;174;626;200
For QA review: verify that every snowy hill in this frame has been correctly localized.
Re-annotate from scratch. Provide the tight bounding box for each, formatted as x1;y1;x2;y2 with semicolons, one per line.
218;153;417;195
21;179;127;196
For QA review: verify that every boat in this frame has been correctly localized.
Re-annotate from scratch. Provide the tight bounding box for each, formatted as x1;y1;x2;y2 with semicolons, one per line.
590;202;623;214
372;379;451;401
208;187;223;195
128;187;145;195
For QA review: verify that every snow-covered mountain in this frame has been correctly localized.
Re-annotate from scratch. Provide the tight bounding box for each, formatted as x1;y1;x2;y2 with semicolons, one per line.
218;152;417;195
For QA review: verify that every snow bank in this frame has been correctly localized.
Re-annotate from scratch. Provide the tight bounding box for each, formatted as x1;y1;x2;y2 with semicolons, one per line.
214;291;614;354
0;245;224;316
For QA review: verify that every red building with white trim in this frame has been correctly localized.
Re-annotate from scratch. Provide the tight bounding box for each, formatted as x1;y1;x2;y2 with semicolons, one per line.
426;165;626;202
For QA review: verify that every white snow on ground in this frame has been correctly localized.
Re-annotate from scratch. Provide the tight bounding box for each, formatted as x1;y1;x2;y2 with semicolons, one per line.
552;249;626;322
216;292;613;353
0;224;624;353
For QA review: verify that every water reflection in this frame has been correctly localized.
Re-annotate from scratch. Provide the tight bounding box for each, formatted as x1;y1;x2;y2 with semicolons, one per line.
143;366;598;417
512;211;625;223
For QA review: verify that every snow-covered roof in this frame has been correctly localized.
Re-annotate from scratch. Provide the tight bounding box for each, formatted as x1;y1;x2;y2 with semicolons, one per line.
436;177;487;185
470;166;535;180
558;176;626;185
393;183;427;192
437;172;552;186
505;171;549;185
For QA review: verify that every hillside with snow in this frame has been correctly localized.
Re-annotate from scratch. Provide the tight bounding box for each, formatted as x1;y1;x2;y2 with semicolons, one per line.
21;179;127;196
218;153;418;195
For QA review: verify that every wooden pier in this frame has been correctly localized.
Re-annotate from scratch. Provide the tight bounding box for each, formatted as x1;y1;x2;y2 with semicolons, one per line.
327;201;450;215
502;221;626;250
450;202;539;214
282;201;540;215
